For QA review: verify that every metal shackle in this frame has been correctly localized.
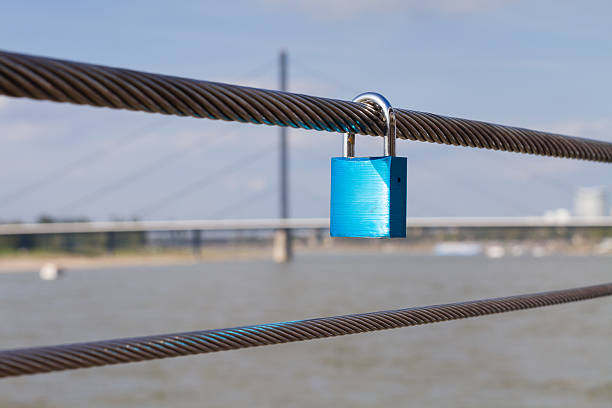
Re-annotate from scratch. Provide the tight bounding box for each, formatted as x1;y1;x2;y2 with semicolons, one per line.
343;92;396;158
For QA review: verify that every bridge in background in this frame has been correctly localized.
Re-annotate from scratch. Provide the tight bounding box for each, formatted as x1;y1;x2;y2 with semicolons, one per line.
1;216;612;235
2;216;611;262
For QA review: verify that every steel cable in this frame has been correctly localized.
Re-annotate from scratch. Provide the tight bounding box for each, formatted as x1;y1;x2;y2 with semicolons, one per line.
1;50;612;162
1;282;610;378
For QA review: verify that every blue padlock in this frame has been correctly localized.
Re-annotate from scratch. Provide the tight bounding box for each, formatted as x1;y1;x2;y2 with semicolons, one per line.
330;93;407;238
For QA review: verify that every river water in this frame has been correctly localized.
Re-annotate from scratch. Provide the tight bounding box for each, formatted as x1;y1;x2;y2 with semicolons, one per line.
1;254;611;407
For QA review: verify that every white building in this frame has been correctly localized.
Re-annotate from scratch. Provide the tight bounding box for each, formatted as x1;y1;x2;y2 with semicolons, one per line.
574;187;608;217
543;208;571;222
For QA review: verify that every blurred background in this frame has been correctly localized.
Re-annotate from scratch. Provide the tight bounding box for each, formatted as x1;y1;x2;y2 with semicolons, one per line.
1;1;611;407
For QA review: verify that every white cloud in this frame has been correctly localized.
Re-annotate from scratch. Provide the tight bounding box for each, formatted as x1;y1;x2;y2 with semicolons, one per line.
477;118;612;182
219;76;347;99
538;119;612;141
289;128;331;149
247;176;268;192
259;0;509;20
0;121;65;142
171;129;236;149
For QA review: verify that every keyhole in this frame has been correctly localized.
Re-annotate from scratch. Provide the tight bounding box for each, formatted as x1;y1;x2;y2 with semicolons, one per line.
397;177;401;183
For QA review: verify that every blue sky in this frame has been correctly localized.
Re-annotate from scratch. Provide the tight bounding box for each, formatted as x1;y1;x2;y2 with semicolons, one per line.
0;0;611;221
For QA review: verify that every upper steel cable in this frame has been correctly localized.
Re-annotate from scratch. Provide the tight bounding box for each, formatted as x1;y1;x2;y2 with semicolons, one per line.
0;282;610;378
1;50;612;162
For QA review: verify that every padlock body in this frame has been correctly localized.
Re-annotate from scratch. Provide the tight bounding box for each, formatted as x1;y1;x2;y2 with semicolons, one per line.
330;156;407;238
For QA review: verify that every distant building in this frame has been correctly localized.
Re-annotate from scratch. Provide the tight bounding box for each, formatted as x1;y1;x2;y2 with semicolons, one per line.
574;187;608;217
543;208;571;222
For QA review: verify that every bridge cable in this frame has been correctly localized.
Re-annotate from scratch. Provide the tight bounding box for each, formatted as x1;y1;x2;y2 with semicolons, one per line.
138;144;276;216
208;185;273;219
4;58;274;214
1;50;611;162
0;119;164;209
0;282;610;378
56;127;241;214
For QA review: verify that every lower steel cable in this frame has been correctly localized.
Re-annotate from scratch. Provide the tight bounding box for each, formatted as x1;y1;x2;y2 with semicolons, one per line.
1;282;611;378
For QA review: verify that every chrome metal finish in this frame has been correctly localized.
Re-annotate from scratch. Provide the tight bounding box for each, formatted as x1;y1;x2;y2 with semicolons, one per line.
343;92;396;157
343;133;355;157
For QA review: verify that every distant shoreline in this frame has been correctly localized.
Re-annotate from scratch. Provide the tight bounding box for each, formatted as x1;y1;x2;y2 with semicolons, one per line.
0;247;271;273
0;239;608;273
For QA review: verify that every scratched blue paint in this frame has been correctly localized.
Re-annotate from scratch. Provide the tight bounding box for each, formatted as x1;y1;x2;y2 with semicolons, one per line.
194;335;211;343
149;343;165;350
299;121;318;130
208;333;237;342
330;156;407;238
180;338;201;347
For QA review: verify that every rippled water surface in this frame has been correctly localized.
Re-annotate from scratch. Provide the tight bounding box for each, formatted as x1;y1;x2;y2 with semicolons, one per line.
1;254;611;407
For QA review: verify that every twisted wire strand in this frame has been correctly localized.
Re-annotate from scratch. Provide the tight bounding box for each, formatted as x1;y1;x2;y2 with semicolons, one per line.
1;282;610;378
1;50;611;162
